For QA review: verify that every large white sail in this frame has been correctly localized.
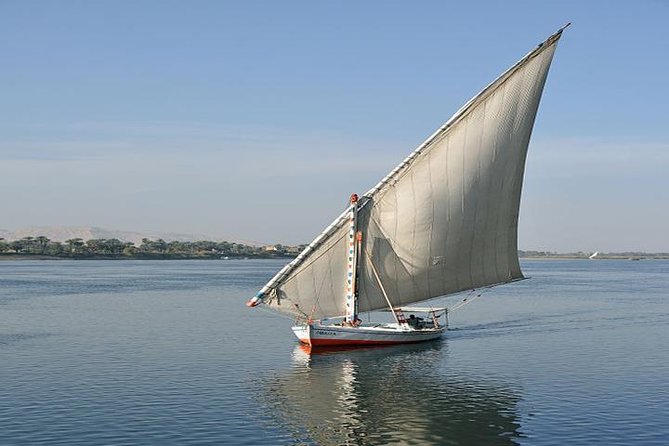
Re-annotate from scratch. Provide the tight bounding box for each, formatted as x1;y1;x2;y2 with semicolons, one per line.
249;27;566;319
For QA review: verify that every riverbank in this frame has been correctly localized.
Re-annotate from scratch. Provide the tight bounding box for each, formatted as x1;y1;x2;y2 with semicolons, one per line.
0;237;303;260
3;254;669;261
518;255;669;260
0;253;293;261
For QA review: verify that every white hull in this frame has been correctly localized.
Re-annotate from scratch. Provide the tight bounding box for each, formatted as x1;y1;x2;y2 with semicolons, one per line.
292;323;445;347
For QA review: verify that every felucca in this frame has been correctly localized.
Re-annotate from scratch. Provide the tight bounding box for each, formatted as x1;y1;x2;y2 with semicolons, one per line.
247;25;569;347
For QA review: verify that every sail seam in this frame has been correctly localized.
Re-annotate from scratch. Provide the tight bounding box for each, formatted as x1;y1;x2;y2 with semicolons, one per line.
366;214;427;308
358;32;564;209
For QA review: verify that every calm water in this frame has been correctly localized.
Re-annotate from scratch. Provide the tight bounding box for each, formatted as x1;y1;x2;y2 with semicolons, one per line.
1;259;668;445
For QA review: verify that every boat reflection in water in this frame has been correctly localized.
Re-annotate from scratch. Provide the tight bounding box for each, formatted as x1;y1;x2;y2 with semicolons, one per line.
260;342;521;445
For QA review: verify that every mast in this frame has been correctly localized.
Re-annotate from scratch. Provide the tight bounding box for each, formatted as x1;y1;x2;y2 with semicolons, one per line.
345;194;360;323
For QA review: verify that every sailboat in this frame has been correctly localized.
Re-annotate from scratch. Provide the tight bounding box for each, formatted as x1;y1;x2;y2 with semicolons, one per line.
247;25;569;347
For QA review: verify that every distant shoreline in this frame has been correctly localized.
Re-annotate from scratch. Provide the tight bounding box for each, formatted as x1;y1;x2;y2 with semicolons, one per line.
2;236;668;260
0;253;294;261
2;254;668;261
0;236;304;260
519;256;669;260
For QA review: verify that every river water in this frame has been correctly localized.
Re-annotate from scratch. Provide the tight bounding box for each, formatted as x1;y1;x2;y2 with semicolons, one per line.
1;259;667;445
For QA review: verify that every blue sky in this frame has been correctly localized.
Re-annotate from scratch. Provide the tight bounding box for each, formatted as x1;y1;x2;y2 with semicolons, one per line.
1;0;667;251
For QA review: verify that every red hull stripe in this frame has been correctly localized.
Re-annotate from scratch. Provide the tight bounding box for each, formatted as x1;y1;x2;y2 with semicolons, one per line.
299;337;431;347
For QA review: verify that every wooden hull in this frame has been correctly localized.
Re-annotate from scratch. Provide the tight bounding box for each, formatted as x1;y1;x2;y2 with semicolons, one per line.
292;323;445;347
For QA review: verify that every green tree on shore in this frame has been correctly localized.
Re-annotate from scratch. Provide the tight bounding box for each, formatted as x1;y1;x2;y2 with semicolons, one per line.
0;236;297;259
35;236;49;254
65;238;86;256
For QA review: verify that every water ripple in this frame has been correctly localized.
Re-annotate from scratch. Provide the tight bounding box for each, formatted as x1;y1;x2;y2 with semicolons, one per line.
0;259;668;445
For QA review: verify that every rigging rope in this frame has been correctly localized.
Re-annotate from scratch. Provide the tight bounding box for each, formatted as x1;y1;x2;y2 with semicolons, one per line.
449;288;487;313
